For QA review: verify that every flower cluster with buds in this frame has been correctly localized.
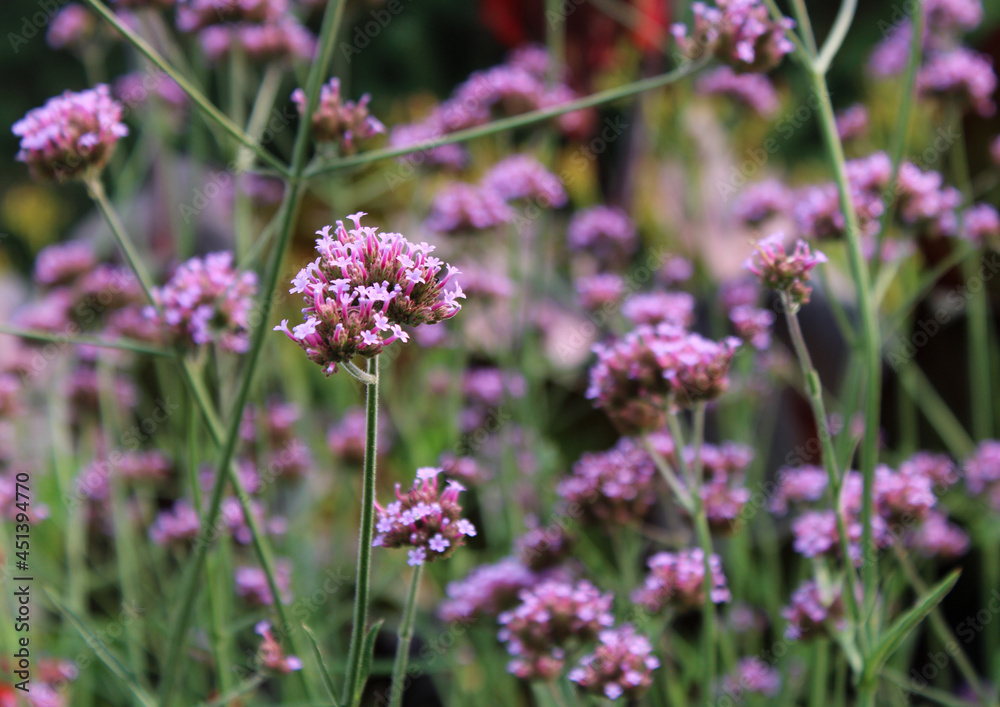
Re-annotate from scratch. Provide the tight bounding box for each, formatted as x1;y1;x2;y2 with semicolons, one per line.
568;625;660;701
373;467;477;566
671;0;795;73
292;78;385;154
498;579;615;680
744;233;827;310
555;437;658;524
254;621;303;674
13;85;129;181
632;548;731;613
587;324;741;430
148;251;258;353
275;213;464;374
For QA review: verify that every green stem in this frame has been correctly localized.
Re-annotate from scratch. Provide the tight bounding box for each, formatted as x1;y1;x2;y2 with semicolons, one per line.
665;408;716;706
805;49;882;655
789;0;818;56
85;171;316;703
815;0;858;73
305;58;709;178
388;564;422;707
81;0;289;176
0;325;170;357
342;355;381;707
780;292;863;639
894;356;976;459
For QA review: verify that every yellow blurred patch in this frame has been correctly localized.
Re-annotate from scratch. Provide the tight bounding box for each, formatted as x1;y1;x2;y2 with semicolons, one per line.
1;185;65;249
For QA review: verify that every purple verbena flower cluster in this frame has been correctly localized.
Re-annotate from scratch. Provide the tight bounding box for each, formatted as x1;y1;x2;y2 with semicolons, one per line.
568;624;660;701
13;85;129;181
291;78;385;154
275;213;464;374
671;0;795;73
632;548;731;613
744;233;827;309
498;579;615;680
148;251;258;353
373;467;476;566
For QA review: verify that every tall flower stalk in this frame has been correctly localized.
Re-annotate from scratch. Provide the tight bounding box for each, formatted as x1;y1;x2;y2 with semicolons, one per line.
341;355;380;705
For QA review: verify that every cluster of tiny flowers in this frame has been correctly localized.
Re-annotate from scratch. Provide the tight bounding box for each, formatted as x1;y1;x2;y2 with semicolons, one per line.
235;560;292;606
424;183;514;233
869;0;982;76
695;66;779;116
960;204;1000;244
275;213;464;374
114;72;188;116
438;452;492;486
149;499;200;545
835;104;870;142
908;510;970;558
567;206;638;267
515;524;573;571
568;625;660;701
733;179;793;225
744;233;827;309
254;621;303;674
622;292;696;327
917;48;997;117
632;549;731;613
148;251;258;353
291;78;385;154
34;242;97;288
793;152;891;239
373;468;476;566
388;45;588;167
482;154;568;206
199;18;315;63
782;579;847;640
721;657;781;698
671;0;795;72
498;579;615;680
895;161;963;229
13;85;129;181
176;0;284;32
177;0;314;63
47;4;98;52
438;557;538;622
576;273;625;311
769;465;828;514
556;437;658;524
729;305;774;350
964;440;1000;511
588;323;741;429
327;407;391;464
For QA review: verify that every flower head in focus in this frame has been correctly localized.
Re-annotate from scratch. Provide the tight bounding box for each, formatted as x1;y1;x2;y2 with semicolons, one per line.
292;77;385;154
744;233;826;310
275;213;463;374
13;85;129;181
373;467;476;566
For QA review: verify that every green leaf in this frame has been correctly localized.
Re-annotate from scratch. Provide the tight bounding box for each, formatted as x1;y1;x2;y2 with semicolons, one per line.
354;620;385;705
302;623;340;707
860;570;961;686
45;589;158;707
